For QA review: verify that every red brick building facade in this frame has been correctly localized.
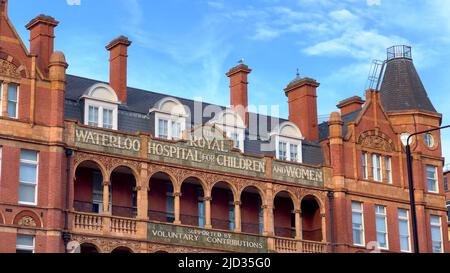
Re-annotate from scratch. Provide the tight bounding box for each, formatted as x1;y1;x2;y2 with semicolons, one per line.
0;1;448;253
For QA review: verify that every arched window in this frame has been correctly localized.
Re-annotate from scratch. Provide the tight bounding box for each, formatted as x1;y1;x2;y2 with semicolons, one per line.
270;122;304;163
207;109;245;151
150;97;188;140
82;83;119;130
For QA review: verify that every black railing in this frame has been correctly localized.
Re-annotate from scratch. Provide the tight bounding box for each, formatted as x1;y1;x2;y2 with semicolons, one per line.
275;227;296;239
148;210;174;223
74;201;99;214
211;218;234;231
242;222;262;235
112;205;137;219
73;201;137;218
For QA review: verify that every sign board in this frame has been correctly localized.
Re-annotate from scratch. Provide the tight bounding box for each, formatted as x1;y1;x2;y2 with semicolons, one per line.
148;222;268;253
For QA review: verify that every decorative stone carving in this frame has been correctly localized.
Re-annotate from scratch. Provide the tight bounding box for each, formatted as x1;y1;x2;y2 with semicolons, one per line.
71;235;142;253
17;216;37;227
0;59;21;79
358;131;394;152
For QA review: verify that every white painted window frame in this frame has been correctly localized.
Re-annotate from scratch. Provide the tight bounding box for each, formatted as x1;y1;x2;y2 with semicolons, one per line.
274;135;303;163
352;201;365;247
16;234;35;253
426;165;439;193
18;150;39;206
430;215;443;253
84;98;118;130
398;208;411;253
375;205;389;250
155;112;186;140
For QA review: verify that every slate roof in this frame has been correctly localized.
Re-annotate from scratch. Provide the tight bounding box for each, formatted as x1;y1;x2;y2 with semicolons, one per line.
65;74;324;166
380;57;437;113
318;109;362;142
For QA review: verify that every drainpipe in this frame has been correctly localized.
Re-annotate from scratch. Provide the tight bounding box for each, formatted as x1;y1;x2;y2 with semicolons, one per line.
62;148;74;252
327;191;335;253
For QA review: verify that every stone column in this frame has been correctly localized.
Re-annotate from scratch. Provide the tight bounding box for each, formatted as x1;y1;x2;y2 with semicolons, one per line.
136;186;148;220
174;192;181;225
1;81;9;117
102;181;111;214
205;196;212;229
321;213;327;243
234;201;241;233
263;205;274;236
295;209;302;240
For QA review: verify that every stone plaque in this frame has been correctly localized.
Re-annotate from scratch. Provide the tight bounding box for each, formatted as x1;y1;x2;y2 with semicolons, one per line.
272;161;324;187
148;222;268;253
74;126;141;157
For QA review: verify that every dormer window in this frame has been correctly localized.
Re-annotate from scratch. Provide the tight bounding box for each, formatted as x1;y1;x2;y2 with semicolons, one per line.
271;122;304;163
151;97;188;140
207;109;245;152
82;83;119;130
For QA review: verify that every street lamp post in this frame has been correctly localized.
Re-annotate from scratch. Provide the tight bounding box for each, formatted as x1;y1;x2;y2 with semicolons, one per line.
406;125;450;253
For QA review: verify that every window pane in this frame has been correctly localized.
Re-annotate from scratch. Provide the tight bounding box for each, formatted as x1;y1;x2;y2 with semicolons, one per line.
7;101;16;118
8;84;18;101
88;106;99;126
19;164;37;183
158;119;168;139
427;166;437;192
290;144;298;162
172;122;182;140
19;183;36;203
279;142;287;161
103;109;113;129
21;150;38;162
17;234;34;246
430;215;442;253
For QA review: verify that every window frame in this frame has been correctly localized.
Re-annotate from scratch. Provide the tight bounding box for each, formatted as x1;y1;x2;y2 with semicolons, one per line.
398;208;411;253
371;154;383;182
275;135;302;163
351;201;365;247
16;234;35;253
362;152;368;179
426;165;439;193
155;112;185;141
84;99;118;130
0;81;3;115
18;150;39;206
430;215;443;253
223;126;244;152
384;156;392;183
375;205;389;250
7;83;19;119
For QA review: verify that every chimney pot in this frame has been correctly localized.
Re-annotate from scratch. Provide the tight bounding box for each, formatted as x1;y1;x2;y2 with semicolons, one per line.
26;14;59;75
106;36;132;103
284;76;320;141
336;96;365;116
226;62;252;127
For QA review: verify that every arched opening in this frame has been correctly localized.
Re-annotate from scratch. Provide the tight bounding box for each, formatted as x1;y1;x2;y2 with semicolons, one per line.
148;172;175;223
80;243;99;254
240;186;263;235
274;191;295;238
110;166;137;218
301;195;322;242
74;161;104;214
211;182;235;231
111;246;133;253
180;177;205;227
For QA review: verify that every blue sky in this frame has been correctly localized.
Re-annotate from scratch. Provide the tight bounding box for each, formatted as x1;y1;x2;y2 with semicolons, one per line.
8;0;450;163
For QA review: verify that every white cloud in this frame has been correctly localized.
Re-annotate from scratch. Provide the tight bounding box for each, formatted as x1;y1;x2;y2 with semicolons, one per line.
367;0;381;6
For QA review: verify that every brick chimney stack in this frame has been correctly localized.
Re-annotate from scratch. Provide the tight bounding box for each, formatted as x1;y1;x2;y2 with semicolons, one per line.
106;36;132;103
226;61;252;127
1;0;8;17
336;96;365;116
26;14;59;75
284;72;320;141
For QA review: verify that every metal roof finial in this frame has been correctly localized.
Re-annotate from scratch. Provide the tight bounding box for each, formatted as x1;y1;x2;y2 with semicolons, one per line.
296;68;300;78
238;58;245;64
